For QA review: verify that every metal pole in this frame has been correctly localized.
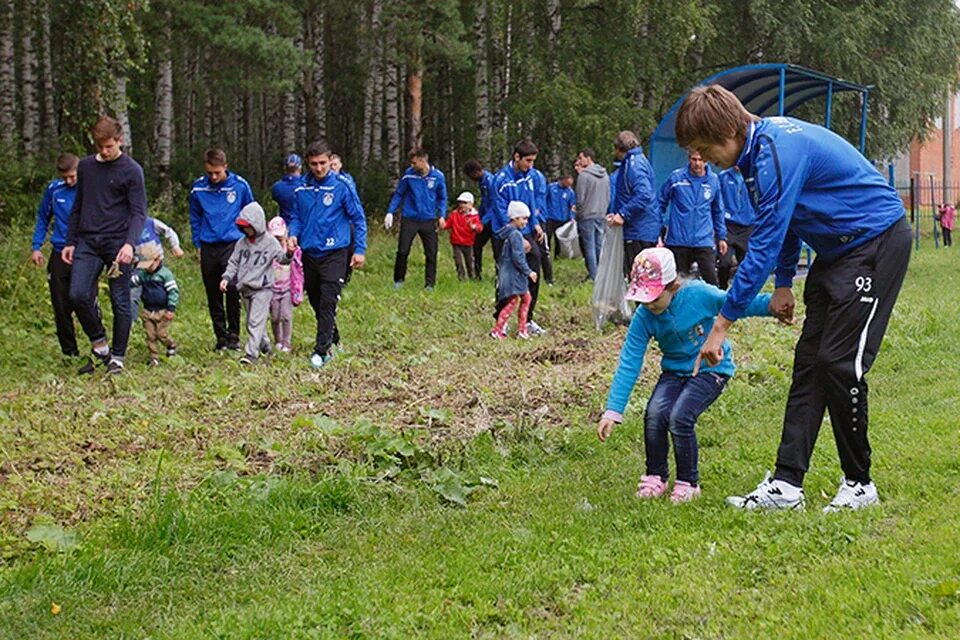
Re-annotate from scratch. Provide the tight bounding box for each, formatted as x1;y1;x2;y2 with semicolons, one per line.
778;67;786;116
824;81;834;129
887;162;894;186
911;175;919;250
944;91;953;205
858;91;869;154
931;174;940;249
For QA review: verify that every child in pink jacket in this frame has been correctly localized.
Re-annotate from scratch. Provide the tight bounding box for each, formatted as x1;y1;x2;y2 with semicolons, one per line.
267;216;303;352
938;202;954;247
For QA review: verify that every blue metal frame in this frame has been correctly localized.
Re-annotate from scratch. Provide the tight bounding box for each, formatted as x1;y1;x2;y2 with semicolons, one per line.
649;63;873;180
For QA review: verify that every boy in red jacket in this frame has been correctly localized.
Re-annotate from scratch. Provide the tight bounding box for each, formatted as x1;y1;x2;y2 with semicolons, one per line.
445;192;484;280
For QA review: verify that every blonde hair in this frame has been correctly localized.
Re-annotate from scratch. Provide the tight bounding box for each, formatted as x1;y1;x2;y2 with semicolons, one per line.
676;85;756;148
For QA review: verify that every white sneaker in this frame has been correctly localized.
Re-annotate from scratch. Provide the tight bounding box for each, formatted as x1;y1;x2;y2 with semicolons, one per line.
823;477;879;513
526;321;546;336
726;472;805;511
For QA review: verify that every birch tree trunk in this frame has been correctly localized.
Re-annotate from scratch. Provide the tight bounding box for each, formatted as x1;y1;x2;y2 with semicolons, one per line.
114;73;133;154
19;0;37;153
502;5;512;144
474;0;490;166
384;24;401;183
154;20;173;192
361;0;383;167
281;27;302;153
38;0;55;145
309;5;326;140
546;0;562;174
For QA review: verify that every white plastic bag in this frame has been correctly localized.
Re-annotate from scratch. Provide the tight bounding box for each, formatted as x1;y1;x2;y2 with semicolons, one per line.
555;219;581;259
591;224;632;330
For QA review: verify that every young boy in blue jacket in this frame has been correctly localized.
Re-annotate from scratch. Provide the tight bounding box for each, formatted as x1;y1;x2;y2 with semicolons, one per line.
597;248;773;503
676;84;912;512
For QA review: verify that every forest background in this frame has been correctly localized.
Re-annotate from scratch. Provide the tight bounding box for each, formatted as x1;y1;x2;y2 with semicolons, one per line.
0;0;959;216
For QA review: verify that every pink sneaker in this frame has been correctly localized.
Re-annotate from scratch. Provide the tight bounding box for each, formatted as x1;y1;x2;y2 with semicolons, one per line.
489;329;506;340
517;330;530;340
670;480;702;503
635;475;667;499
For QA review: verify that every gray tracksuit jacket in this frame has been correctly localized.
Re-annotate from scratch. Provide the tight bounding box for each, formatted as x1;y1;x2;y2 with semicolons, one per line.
222;202;290;292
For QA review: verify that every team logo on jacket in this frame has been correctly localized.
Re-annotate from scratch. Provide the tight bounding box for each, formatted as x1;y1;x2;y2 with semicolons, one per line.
427;177;436;190
323;193;334;206
703;187;712;200
226;191;237;204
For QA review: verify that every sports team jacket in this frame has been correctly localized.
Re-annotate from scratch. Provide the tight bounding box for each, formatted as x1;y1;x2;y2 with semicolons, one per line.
723;117;905;321
32;178;76;252
387;165;448;222
270;174;305;223
476;169;496;226
289;171;368;259
189;171;255;246
615;147;662;243
492;161;539;235
545;182;576;222
718;168;756;227
659;164;726;249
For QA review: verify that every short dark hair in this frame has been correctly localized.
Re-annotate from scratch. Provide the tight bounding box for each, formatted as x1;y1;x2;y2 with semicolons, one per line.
204;148;227;166
463;159;483;176
513;139;538;157
409;147;428;160
306;139;332;158
56;152;79;173
91;116;122;142
578;147;596;161
560;174;573;183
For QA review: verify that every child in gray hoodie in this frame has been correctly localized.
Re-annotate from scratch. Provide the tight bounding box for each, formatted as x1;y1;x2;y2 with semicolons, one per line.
220;202;292;364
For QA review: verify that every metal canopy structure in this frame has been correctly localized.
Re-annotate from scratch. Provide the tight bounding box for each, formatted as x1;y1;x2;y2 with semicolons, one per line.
648;63;872;180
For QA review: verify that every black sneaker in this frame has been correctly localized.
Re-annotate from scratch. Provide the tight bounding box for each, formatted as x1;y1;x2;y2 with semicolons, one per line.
166;345;177;357
226;335;242;351
214;338;228;352
239;355;254;365
106;358;124;375
78;351;110;375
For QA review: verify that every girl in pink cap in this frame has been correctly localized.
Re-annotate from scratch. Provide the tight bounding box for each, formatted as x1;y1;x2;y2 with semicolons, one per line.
938;202;954;247
597;247;776;503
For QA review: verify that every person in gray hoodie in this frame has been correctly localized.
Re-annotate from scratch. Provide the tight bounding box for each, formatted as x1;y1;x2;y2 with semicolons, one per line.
220;202;291;364
574;148;610;280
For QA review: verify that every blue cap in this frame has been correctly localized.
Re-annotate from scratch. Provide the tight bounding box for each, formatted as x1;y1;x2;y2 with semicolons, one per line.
285;153;302;168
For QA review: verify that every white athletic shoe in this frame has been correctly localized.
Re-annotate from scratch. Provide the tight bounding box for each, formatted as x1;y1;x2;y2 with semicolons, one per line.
726;472;805;511
823;477;879;513
526;321;546;336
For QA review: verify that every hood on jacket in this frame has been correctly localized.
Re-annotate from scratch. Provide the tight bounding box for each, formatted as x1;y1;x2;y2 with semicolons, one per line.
582;163;608;179
496;223;519;241
237;201;267;236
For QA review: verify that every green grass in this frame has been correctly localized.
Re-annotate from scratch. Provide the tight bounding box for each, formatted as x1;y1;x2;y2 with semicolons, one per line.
1;220;959;638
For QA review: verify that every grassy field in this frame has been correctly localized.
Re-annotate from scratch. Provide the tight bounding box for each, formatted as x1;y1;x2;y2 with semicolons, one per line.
0;220;958;638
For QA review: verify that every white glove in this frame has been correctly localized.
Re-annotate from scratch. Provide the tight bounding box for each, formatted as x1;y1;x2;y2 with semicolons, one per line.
384;213;394;230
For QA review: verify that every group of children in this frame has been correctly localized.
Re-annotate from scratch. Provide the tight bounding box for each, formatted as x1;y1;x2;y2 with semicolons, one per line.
127;208;303;366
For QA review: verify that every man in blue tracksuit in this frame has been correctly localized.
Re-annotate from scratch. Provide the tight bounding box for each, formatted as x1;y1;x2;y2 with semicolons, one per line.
716;166;756;289
31;153;80;356
545;175;576;259
464;159;497;279
270;154;304;224
677;85;912;512
289;140;368;369
658;150;727;285
189;148;256;351
385;148;448;289
492;139;547;335
331;152;364;286
608;131;662;278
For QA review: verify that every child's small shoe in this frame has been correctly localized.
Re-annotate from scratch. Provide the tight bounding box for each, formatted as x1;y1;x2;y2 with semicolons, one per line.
635;475;668;499
670;480;701;504
148;358;160;367
517;330;530;340
239;355;254;365
489;329;506;340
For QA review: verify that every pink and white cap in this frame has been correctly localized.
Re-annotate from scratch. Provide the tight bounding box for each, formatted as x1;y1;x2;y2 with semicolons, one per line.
267;215;287;237
625;248;677;303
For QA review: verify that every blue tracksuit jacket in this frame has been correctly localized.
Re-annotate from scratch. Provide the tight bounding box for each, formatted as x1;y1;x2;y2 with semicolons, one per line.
608;164;621;215
387;166;448;222
476;170;496;226
31;178;77;252
271;174;305;223
724;117;906;321
719;168;756;227
615;147;662;243
492;161;539;235
659;165;726;248
605;280;772;417
189;172;255;246
545;182;576;222
289;171;368;259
